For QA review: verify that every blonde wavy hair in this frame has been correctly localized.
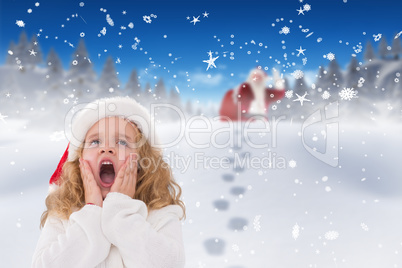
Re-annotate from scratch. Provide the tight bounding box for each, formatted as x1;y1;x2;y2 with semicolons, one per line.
40;125;186;228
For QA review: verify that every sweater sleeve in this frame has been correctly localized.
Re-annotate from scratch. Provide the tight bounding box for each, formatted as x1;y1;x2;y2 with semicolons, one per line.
31;205;111;268
102;192;185;268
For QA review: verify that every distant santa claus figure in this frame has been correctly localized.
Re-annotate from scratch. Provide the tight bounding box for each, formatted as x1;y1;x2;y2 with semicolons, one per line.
219;67;285;121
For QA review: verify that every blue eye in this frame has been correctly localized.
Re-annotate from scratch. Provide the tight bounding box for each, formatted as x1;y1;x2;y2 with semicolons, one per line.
89;140;100;146
117;140;127;146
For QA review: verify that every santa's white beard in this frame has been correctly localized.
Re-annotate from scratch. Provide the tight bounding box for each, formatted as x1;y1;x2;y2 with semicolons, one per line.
248;82;266;115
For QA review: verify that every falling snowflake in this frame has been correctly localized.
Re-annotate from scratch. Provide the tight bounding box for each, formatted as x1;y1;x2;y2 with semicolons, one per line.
353;44;363;54
106;14;114;26
80;32;85;37
29;49;37;56
293;92;310;106
232;244;240;252
339;87;358;100
100;27;106;36
303;3;311;11
288;160;297;168
253;215;261;232
128;22;134;29
321;91;331;100
79;2;84;7
324;231;339;240
203;51;219;71
16;20;25;27
361;223;369;231
190;16;200;25
324;52;335;61
50;131;65;142
280;26;290;35
302;57;307;65
292;223;300;240
143;15;152;23
285;90;294;99
373;33;382;42
292;70;304;79
358;77;365;87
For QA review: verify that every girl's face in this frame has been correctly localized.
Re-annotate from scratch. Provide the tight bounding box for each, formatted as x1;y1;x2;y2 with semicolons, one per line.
82;116;139;199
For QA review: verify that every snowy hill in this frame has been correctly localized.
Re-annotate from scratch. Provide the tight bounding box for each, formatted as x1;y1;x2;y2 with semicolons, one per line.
1;36;402;267
1;119;402;267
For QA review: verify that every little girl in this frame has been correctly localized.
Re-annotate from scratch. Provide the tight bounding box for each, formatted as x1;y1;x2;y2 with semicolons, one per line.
32;97;186;268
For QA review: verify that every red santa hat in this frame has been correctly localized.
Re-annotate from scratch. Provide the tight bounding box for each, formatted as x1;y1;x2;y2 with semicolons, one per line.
49;96;156;186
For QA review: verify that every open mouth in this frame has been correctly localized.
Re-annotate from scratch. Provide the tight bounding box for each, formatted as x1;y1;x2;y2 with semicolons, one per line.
99;161;115;187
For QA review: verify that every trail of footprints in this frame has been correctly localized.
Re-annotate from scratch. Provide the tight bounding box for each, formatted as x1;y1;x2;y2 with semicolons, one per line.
203;135;249;264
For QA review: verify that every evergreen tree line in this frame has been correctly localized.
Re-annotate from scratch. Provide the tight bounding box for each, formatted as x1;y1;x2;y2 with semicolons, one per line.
4;32;195;116
4;31;402;121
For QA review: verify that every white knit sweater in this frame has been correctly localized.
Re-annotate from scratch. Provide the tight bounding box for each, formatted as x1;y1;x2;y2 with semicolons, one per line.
32;192;185;268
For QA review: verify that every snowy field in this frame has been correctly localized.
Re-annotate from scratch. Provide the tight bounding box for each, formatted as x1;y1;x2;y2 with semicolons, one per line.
1;116;402;268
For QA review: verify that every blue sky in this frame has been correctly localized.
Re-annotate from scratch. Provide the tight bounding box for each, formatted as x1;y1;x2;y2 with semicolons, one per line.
0;0;401;102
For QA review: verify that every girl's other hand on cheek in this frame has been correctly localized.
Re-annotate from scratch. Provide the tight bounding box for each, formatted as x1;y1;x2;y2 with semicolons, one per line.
110;154;137;198
79;158;103;207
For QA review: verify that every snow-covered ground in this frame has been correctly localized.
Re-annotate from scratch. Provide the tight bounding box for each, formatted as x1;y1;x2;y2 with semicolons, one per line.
1;116;401;267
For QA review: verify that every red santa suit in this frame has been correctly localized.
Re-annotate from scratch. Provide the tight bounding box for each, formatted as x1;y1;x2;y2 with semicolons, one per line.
219;68;285;121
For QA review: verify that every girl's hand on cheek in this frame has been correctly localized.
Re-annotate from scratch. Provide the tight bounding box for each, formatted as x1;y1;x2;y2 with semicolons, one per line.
79;158;103;207
110;154;137;198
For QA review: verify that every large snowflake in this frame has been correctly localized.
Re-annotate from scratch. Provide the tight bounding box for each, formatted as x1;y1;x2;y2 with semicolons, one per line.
285;90;294;99
339;87;358;100
292;70;304;79
292;223;300;240
303;3;311;11
321;90;331;100
324;231;339;240
253;215;261;232
280;26;290;35
324;52;335;61
143;15;152;23
16;20;25;27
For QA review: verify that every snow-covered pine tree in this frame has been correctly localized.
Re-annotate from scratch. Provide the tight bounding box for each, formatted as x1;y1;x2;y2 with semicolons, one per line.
185;99;193;116
6;41;16;65
391;35;401;60
169;86;181;109
270;76;291;119
16;31;29;70
142;82;153;108
314;66;327;91
325;59;343;92
26;35;43;67
293;76;308;94
291;76;313;119
378;36;389;59
46;48;64;88
125;70;142;98
364;41;376;61
67;39;96;86
154;78;167;102
98;56;120;95
345;57;360;89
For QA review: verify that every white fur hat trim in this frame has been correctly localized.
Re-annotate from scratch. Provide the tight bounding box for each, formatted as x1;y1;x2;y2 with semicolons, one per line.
66;96;157;162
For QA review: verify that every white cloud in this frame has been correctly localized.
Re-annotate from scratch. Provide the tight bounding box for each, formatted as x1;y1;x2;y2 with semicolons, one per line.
191;72;224;86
